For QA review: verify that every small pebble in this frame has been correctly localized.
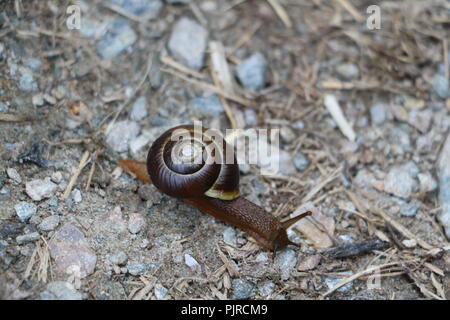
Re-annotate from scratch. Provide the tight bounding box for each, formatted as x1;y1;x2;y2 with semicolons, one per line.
106;120;140;153
400;202;420;217
126;261;155;276
97;18;137;59
280;127;296;143
244;109;257;126
25;178;58;201
168;17;208;70
107;0;163;20
236;52;268;91
6;168;21;184
297;254;321;271
38;215;60;232
51;172;63;184
32;93;45;107
432;74;450;99
71;189;82;203
188;94;223;116
370;102;387;125
128;213;145;234
274;248;297;280
402;239;417;248
130;96;148;121
258;281;275;297
0;101;8;112
222;227;236;245
16;232;40;244
384;164;417;199
109;251;128;266
154;283;169;300
232;279;255;299
293;152;310;172
19;71;38;92
14;202;37;222
41;281;83;300
184;253;201;272
336;63;359;80
418;172;437;193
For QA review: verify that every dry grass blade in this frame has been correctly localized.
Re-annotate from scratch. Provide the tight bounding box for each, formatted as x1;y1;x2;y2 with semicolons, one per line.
161;67;254;108
370;207;435;250
63;150;90;199
0;114;36;122
323;94;356;142
333;0;364;22
267;0;292;28
160;55;205;79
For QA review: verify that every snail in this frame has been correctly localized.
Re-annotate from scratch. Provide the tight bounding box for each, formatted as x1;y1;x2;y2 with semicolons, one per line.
119;125;311;252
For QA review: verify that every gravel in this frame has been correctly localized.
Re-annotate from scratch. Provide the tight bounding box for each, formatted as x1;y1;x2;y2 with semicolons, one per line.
432;73;450;99
126;261;156;275
258;281;275;297
274;248;297;280
106;0;163;20
41;281;83;300
384;164;418;199
130;96;148;121
188;94;224;116
106;120;140;153
38;215;61;232
154;283;169;300
109;251;128;266
184;253;201;272
96;18;137;59
370;102;387;125
232;279;255;299
438;134;450;239
6;168;22;184
18;70;38;92
235;52;268;91
400;201;420;217
25;178;58;201
48;224;97;278
128;213;146;234
14;202;37;222
293;152;310;171
324;271;353;292
168;17;208;70
16;232;40;244
222;227;237;245
336;63;359;79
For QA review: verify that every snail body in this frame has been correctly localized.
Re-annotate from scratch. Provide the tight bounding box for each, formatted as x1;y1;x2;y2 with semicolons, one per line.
119;125;311;251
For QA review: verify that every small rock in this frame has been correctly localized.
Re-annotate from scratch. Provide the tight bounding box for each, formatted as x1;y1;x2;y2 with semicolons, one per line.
14;202;37;222
128;213;145;234
168;17;208;70
109;251;128;266
280;127;296;143
336;63;359;80
244;109;257;126
127;261;155;276
432;74;450;99
408;110;432;133
418;172;437;193
32;93;45;107
223;227;236;245
6;168;21;184
154;283;169;300
324;271;353;292
48;224;97;278
232;279;255;299
254;252;269;263
0;101;8;112
51;172;63;184
188;94;223;116
235;52;268;91
402;239;417;248
370;102;387;125
400;202;420;217
25;178;58;201
130;96;148;121
297;254;321;271
384;164;418;199
97;19;137;59
106;120;140;153
41;281;83;300
293;152;310;171
184;253;201;272
38;215;60;232
258;281;275;297
274;248;297;280
43;94;56;105
19;71;38;92
0;186;11;200
71;189;82;203
107;0;163;20
293;120;305;130
16;232;40;244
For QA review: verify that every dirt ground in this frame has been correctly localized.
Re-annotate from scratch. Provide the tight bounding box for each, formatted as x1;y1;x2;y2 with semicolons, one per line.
0;0;449;300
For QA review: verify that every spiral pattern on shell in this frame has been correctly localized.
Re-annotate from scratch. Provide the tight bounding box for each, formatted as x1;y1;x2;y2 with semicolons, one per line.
147;125;240;200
